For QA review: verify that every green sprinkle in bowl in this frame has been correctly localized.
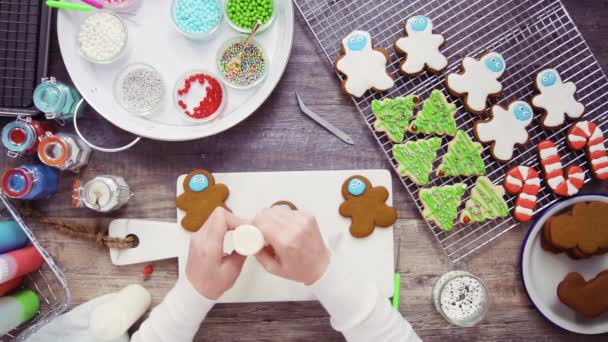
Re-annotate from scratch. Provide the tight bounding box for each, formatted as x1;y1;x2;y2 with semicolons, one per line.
224;0;276;34
216;37;268;90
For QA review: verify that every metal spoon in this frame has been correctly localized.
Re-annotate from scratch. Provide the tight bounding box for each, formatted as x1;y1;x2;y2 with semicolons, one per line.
227;20;262;70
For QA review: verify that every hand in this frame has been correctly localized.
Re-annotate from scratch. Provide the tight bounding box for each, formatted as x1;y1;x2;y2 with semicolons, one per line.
253;208;330;285
186;207;248;300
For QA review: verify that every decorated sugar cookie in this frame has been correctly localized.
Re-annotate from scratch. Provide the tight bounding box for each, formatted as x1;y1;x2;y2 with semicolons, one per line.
436;130;486;177
532;68;584;129
503;165;541;222
372;95;418;142
394;15;447;75
393;137;442;185
176;169;230;232
474;101;534;162
459;177;509;224
419;183;467;231
408;89;457;136
567;120;608;180
334;30;394;97
446;52;506;115
537;140;585;197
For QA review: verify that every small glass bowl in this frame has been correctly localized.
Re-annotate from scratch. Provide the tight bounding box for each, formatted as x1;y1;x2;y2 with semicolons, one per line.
101;0;141;12
225;0;276;34
432;270;489;327
216;37;268;90
76;11;128;64
113;63;165;116
171;0;223;40
173;70;227;123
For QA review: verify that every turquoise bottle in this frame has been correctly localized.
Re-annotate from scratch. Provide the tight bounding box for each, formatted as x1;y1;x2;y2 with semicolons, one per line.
33;77;82;121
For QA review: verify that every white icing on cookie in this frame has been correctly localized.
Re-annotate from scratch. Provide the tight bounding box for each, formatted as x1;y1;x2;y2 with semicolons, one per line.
446;52;505;113
335;30;394;97
475;101;533;161
532;68;584;128
395;15;447;74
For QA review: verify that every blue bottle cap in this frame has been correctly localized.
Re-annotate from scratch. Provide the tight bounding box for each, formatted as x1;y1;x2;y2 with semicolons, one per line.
1;168;33;199
1;122;36;154
33;81;66;114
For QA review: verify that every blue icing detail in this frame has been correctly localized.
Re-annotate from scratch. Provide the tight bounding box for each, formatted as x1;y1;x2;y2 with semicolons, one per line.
513;103;533;121
410;15;429;32
347;178;366;196
188;174;209;192
540;70;557;87
347;33;368;51
484;55;505;73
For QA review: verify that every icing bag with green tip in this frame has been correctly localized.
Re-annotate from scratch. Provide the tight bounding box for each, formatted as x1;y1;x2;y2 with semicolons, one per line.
0;289;40;334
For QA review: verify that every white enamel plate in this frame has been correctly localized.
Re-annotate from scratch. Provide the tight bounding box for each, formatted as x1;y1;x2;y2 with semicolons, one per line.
521;194;608;335
57;0;294;141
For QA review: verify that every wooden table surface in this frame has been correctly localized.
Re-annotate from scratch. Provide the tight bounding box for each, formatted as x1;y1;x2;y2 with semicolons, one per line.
3;0;608;340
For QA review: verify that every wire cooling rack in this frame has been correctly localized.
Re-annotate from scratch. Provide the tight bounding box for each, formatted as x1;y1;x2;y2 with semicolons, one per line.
294;0;608;262
0;194;70;341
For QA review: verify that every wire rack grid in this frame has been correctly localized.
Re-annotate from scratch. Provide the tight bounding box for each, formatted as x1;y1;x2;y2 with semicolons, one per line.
0;0;51;117
294;0;608;262
0;194;71;341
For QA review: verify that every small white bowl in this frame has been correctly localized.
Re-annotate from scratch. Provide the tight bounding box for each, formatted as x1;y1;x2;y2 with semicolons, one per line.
171;0;223;40
173;70;227;123
224;0;276;34
216;37;268;90
113;63;165;116
76;11;128;64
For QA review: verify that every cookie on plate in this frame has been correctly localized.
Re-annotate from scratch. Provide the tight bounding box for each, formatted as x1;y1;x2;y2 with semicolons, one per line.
176;169;230;232
532;68;584;129
334;30;394;97
558;270;608;317
392;137;442;185
394;15;447;76
372;95;418;142
408;89;457;136
459;176;509;224
436;130;486;177
419;183;467;231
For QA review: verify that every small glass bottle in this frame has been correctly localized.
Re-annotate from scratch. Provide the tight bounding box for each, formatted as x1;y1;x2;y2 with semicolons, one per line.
73;176;132;212
1;117;56;158
432;270;489;327
1;165;60;200
33;77;83;121
38;133;92;173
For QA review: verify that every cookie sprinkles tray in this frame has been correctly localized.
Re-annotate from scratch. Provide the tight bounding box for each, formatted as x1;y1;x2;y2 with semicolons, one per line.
294;0;608;262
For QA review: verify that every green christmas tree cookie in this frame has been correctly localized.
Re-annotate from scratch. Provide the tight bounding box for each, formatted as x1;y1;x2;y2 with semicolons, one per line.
409;90;458;136
419;183;467;231
393;137;442;185
372;95;418;142
459;176;509;224
437;130;486;177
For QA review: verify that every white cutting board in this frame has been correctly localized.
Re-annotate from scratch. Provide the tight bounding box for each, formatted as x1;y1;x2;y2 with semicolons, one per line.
109;170;394;303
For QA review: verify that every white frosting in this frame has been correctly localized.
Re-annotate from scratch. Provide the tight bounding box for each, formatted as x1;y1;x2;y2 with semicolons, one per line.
589;144;605;153
567;134;586;143
539;147;558;159
547;176;564;189
336;30;394;97
569;171;585;180
544;162;562;173
475;101;533;161
446;52;505;112
518;166;529;179
519;193;537;202
506;175;522;187
395;16;447;74
532;68;584;128
515;206;534;216
590;127;603;140
596;166;608;175
592;156;608;166
527;177;541;186
566;182;578;195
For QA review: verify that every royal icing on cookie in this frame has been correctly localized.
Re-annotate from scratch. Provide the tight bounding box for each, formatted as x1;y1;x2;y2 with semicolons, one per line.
437;130;485;177
419;183;467;231
567;120;608;180
532;68;584;128
474;101;533;162
459;176;509;224
537;140;585;197
503;165;541;222
372;95;418;142
446;52;505;114
334;30;394;97
409;90;457;136
394;15;447;75
393;137;441;185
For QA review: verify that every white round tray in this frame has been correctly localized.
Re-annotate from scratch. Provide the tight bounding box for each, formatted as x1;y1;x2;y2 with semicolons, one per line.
57;0;294;141
521;194;608;335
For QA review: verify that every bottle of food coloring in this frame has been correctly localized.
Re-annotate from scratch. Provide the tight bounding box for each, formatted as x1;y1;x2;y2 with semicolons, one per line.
0;289;41;335
38;133;92;172
1;118;56;158
33;77;83;121
1;165;60;200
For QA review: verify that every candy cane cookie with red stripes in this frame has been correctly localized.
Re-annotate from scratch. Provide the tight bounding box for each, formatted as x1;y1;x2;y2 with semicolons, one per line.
503;166;541;222
537;140;585;197
567;120;608;180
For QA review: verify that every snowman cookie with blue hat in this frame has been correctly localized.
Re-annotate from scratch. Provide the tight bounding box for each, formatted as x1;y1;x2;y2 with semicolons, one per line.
532;68;584;129
474;101;534;162
446;51;506;115
394;15;447;75
334;30;394;98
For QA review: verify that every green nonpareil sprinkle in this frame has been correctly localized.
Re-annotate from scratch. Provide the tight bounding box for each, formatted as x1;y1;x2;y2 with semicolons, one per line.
372;95;417;142
409;89;457;136
226;0;273;29
437;130;486;177
420;183;467;231
393;137;441;185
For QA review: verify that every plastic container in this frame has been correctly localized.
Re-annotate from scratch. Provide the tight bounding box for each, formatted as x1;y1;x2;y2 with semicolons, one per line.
216;37;268;90
173;70;227;123
225;0;276;33
113;63;165;116
76;11;128;64
171;0;223;40
432;270;489;327
101;0;141;12
33;77;83;121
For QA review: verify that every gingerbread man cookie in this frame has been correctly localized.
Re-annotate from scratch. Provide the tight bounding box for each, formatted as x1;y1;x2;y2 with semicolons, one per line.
395;15;447;75
446;52;506;115
334;30;394;97
339;175;397;238
558;270;608;317
176;169;230;232
532;68;584;129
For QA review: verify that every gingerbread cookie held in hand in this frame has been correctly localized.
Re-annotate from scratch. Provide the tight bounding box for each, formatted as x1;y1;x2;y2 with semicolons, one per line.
176;169;230;232
339;175;397;238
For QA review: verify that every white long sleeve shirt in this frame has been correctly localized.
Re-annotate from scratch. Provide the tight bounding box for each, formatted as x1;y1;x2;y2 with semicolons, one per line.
132;257;421;342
